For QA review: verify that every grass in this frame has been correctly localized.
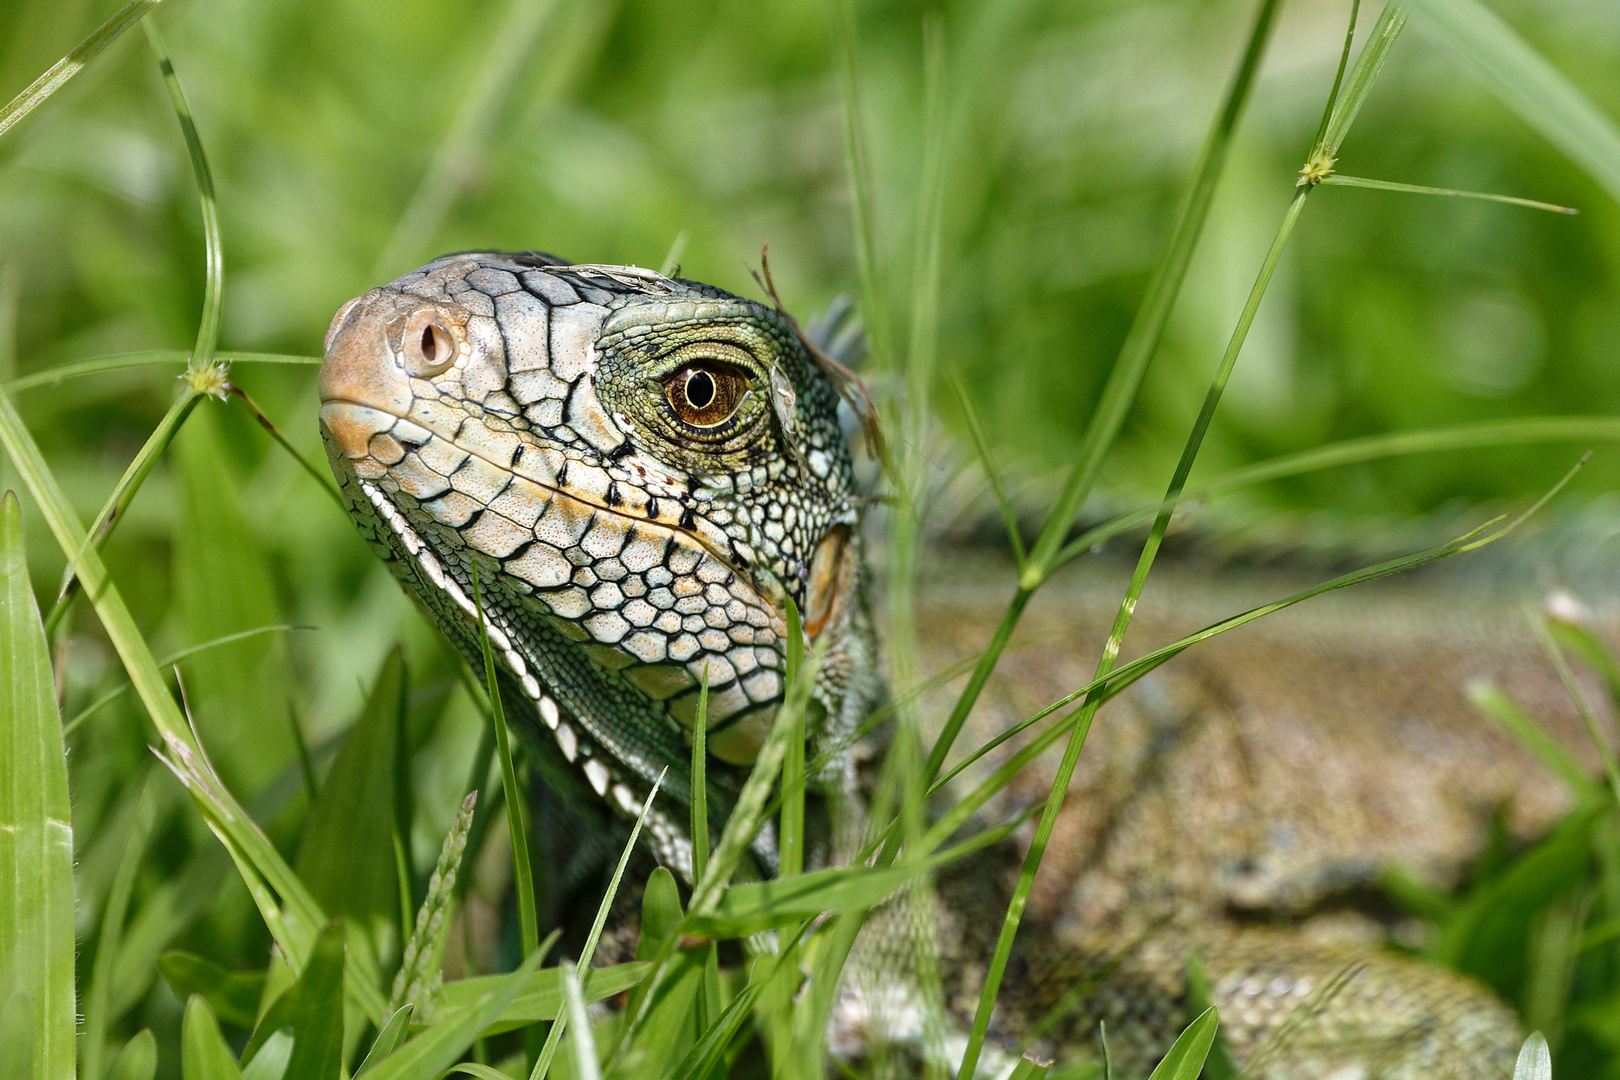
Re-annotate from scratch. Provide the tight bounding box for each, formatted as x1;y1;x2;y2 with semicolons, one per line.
1;0;1620;1077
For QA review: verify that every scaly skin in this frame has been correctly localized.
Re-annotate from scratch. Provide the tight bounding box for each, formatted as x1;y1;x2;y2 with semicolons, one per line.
319;252;1521;1077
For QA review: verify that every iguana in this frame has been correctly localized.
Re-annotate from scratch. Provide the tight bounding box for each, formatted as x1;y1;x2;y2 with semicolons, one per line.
318;250;1530;1077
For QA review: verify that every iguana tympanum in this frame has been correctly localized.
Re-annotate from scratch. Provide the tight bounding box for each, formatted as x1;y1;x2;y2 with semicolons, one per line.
318;251;1523;1078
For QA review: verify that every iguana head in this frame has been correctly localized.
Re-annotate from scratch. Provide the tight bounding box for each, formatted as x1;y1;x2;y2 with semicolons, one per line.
317;251;875;874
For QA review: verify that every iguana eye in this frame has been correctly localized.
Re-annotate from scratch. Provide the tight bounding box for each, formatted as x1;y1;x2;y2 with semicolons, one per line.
665;361;751;429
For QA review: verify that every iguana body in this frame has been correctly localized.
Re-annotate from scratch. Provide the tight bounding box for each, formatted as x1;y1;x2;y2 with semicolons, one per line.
319;252;1527;1077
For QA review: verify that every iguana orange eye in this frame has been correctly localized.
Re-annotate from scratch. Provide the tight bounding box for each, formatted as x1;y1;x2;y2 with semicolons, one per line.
666;362;750;428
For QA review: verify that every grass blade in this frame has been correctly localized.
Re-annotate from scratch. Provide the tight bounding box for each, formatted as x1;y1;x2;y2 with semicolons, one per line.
923;0;1285;786
560;962;600;1080
156;953;264;1030
1514;1032;1552;1080
1410;0;1620;206
3;352;317;394
82;777;155;1080
142;18;222;372
298;649;409;984
180;997;242;1080
353;1005;413;1077
1321;173;1576;213
0;491;75;1080
106;1030;157;1080
343;947;547;1080
528;770;666;1080
0;390;389;1024
469;563;540;967
1145;1007;1218;1080
0;0;160;142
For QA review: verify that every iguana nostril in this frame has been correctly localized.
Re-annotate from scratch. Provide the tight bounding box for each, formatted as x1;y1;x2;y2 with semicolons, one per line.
403;310;457;378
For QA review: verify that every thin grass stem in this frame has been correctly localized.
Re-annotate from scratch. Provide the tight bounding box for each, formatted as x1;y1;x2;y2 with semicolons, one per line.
468;562;541;960
226;382;346;509
0;0;161;142
142;18;222;371
922;0;1284;787
3;351;318;393
1321;173;1576;212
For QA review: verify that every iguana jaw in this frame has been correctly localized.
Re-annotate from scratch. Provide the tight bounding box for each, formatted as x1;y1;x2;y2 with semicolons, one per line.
317;252;865;869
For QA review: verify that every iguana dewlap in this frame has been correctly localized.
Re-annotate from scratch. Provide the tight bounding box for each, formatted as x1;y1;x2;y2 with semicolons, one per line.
319;252;1528;1078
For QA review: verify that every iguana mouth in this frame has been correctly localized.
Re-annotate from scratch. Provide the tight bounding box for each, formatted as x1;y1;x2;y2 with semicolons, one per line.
317;251;865;873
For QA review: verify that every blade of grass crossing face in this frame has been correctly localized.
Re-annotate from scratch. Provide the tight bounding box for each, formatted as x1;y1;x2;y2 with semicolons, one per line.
691;668;709;883
0;491;75;1080
0;0;160;141
0;392;389;1024
923;0;1285;786
1409;0;1620;206
469;563;540;963
528;771;666;1080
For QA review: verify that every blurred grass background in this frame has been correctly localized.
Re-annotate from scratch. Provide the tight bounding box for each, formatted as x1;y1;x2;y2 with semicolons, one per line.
3;0;1619;1072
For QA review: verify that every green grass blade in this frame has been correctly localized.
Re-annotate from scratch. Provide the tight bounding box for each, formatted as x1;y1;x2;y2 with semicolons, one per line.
362;949;546;1080
62;625;307;738
948;372;1025;566
468;563;540;962
298;649;409;986
240;922;346;1071
0;490;75;1080
1145;1007;1218;1080
171;406;300;797
1053;416;1620;568
106;1030;157;1080
3;352;318;394
42;384;202;637
0;390;389;1024
1468;682;1598;801
141;18;222;371
82;778;155;1080
560;962;600;1080
0;0;160;142
432;957;645;1033
353;1005;413;1077
1514;1032;1552;1080
924;0;1285;786
180;998;243;1080
690;668;709;883
1409;0;1620;206
157;953;265;1029
1320;173;1576;213
528;769;666;1080
1320;6;1410;157
1536;619;1620;802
